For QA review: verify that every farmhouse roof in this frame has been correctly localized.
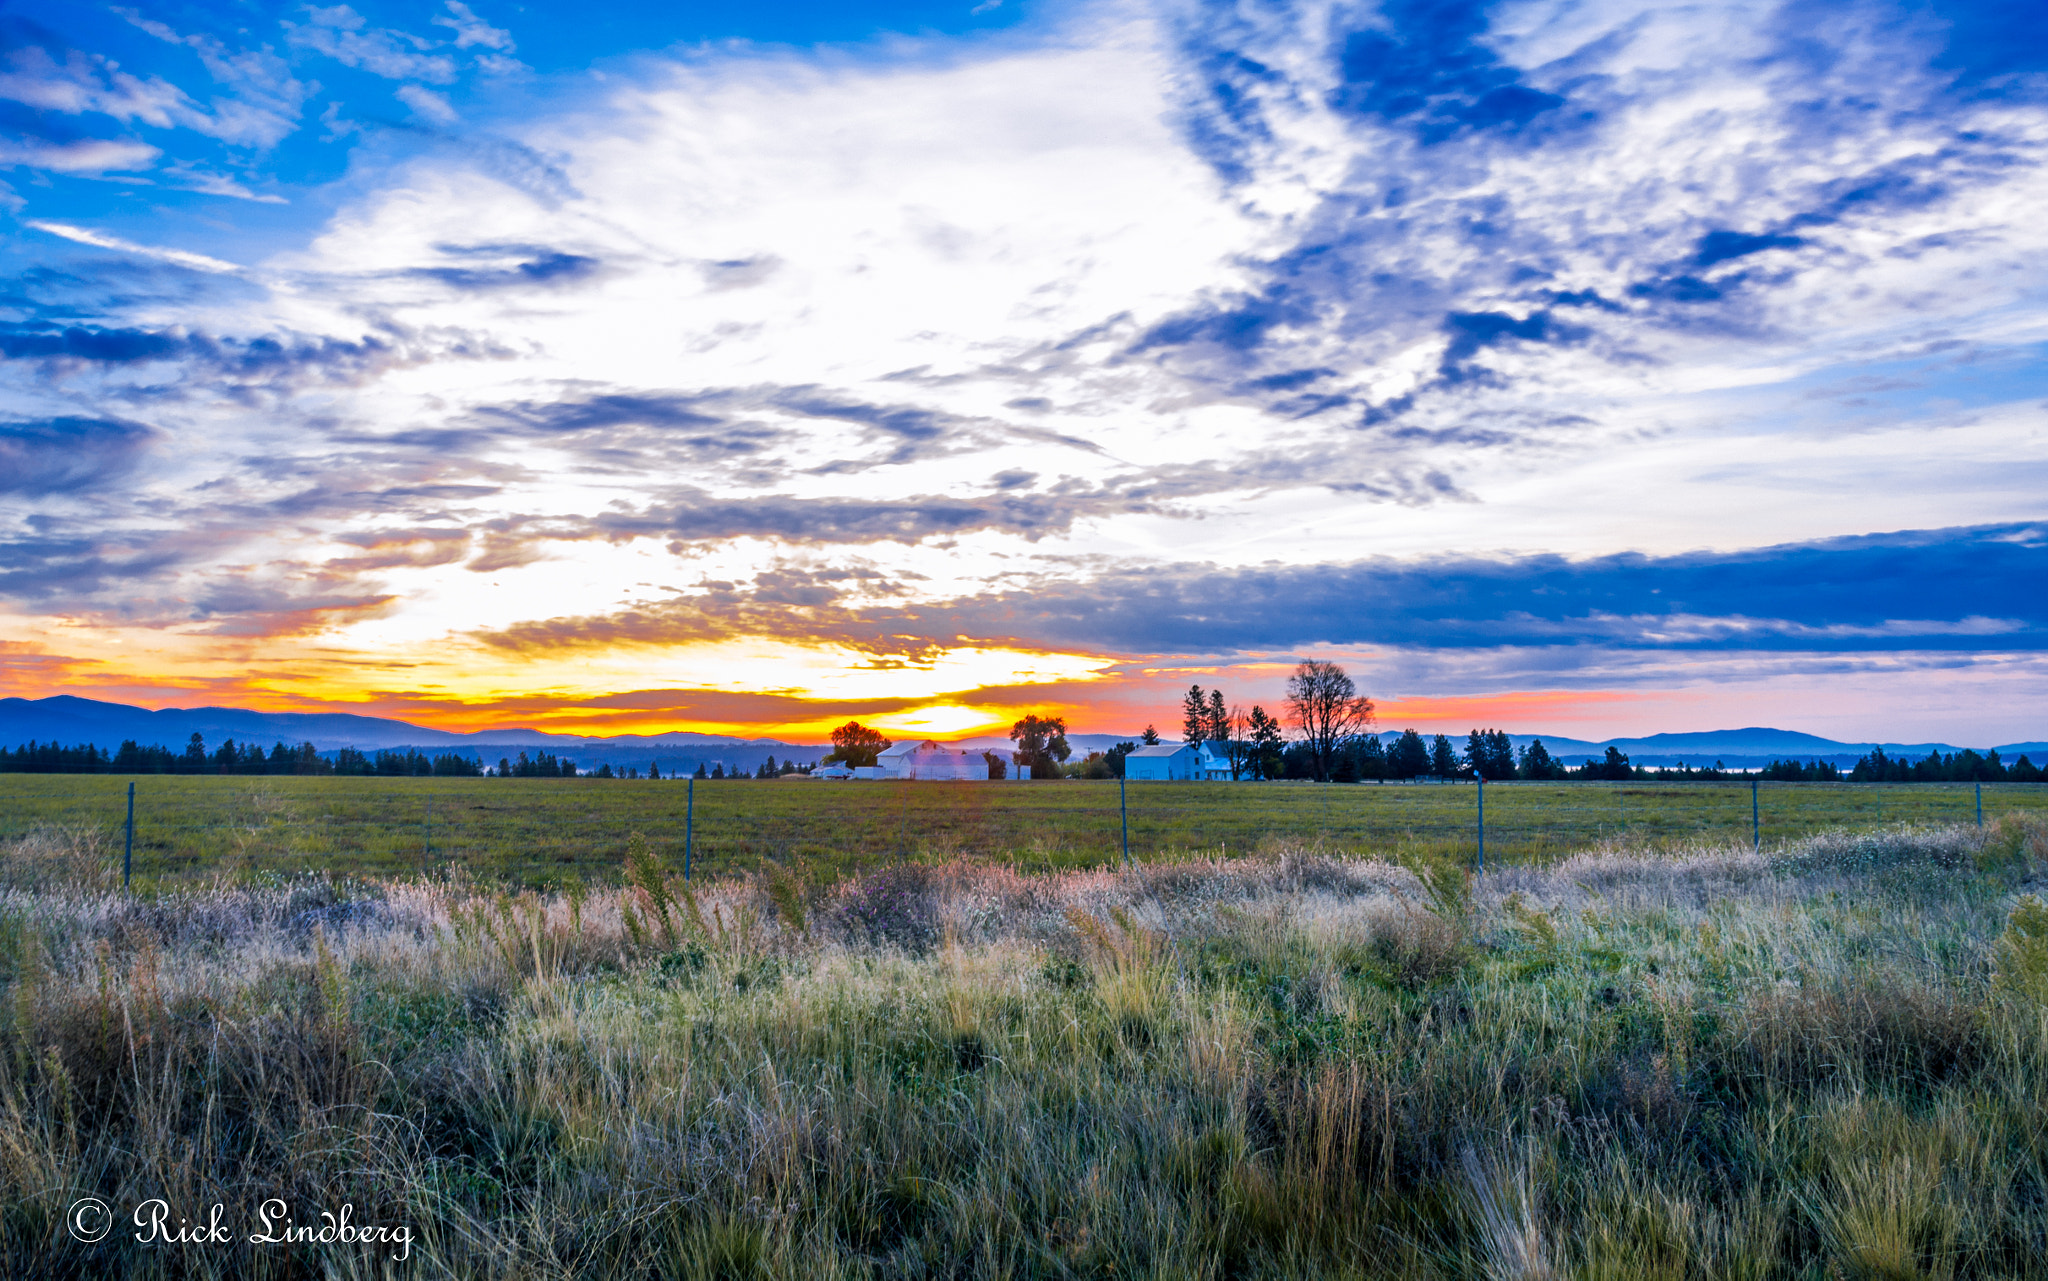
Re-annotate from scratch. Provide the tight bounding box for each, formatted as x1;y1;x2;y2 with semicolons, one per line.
1128;743;1195;757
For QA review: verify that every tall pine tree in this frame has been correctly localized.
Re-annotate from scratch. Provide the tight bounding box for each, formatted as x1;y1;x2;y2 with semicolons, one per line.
1182;685;1208;745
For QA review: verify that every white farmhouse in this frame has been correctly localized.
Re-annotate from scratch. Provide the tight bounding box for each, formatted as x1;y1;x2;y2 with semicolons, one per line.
1123;743;1199;780
1196;744;1238;780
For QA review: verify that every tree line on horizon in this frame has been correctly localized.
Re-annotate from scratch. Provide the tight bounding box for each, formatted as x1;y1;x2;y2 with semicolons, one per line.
1760;746;2044;783
4;682;2043;785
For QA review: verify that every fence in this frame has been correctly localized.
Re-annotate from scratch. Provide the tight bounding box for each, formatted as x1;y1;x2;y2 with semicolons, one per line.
2;775;2044;888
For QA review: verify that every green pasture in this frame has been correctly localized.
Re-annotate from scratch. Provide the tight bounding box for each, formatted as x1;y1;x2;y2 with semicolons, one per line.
4;773;2044;886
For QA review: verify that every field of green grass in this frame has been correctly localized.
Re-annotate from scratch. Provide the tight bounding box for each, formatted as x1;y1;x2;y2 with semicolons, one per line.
4;816;2048;1277
2;774;2044;885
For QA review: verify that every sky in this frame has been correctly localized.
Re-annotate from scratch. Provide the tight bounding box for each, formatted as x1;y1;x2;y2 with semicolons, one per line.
1;0;2045;747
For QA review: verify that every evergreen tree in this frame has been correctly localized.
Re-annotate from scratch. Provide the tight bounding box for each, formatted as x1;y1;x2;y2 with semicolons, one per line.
1357;734;1388;781
1389;729;1430;779
0;741;113;772
1104;741;1138;779
1517;739;1560;780
1182;685;1208;746
1463;728;1516;780
1141;724;1161;745
1429;735;1459;777
1579;746;1633;781
1205;690;1230;746
1331;743;1359;782
432;752;480;776
1246;706;1286;780
112;740;177;773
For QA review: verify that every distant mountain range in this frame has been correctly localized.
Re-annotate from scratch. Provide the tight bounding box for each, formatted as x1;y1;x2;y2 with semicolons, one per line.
959;726;2048;768
1359;726;2048;768
0;695;824;773
2;697;2042;772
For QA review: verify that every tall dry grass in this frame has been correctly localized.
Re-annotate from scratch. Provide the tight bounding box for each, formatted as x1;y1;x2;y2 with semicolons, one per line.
1;816;2046;1277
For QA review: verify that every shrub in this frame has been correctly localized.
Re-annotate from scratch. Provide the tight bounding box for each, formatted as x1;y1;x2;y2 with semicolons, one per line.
828;863;940;953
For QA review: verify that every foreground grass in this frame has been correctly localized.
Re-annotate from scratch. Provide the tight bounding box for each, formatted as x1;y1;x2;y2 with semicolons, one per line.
3;817;2048;1278
3;774;2041;884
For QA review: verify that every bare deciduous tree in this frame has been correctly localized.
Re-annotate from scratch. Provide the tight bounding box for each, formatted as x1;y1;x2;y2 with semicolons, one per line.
1284;660;1376;782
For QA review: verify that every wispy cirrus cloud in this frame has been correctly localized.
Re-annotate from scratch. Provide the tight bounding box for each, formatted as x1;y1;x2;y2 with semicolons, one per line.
282;7;457;84
24;221;240;273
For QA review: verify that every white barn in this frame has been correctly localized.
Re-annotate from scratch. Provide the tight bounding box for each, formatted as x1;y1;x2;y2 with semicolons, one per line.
874;740;993;780
1124;743;1198;780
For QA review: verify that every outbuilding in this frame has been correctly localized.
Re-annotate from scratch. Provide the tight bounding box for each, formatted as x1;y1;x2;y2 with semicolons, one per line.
1123;743;1199;781
874;740;993;780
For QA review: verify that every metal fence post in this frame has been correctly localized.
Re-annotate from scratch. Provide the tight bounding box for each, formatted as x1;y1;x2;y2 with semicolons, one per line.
683;775;695;881
1476;776;1485;873
1751;778;1760;850
1976;781;1983;828
1120;775;1130;869
123;780;134;890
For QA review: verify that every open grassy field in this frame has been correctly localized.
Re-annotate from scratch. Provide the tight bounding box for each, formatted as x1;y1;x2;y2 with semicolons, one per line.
2;774;2045;886
3;816;2048;1278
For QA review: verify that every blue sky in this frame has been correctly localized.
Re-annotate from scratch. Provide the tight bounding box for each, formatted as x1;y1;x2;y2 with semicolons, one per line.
1;0;2044;744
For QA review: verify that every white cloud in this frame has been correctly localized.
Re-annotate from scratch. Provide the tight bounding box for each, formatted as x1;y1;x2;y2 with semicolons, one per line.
285;6;457;83
0;45;195;123
0;39;304;151
25;220;242;273
117;9;311;148
162;167;290;203
0;137;159;173
433;2;517;53
397;84;460;125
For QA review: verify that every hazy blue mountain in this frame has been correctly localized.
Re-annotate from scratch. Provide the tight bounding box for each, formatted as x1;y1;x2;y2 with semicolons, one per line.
1364;726;2037;767
0;696;814;754
3;697;2039;774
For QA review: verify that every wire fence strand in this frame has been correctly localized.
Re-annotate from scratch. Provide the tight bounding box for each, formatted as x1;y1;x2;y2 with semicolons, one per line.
2;777;2042;886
